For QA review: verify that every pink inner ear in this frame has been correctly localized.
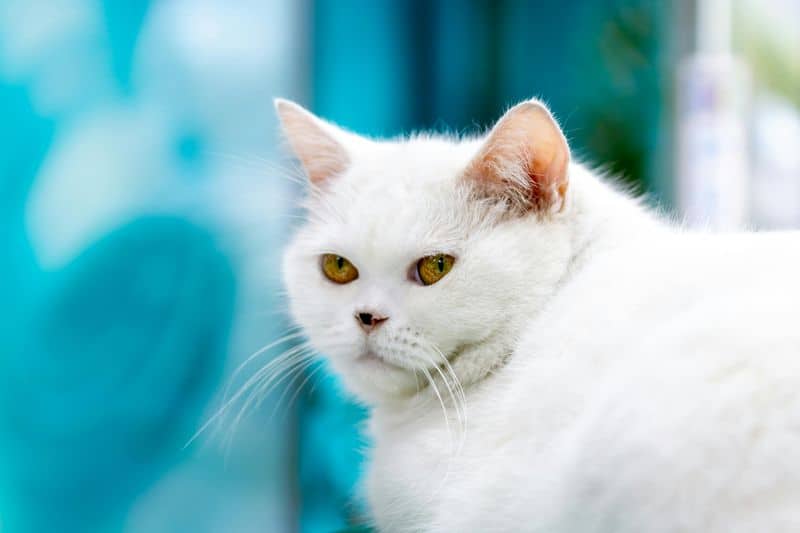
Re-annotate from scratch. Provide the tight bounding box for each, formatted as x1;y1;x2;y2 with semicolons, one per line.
290;129;350;186
276;100;350;186
464;101;570;213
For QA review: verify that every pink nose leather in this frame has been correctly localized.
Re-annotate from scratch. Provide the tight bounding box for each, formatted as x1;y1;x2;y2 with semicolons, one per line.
355;311;388;333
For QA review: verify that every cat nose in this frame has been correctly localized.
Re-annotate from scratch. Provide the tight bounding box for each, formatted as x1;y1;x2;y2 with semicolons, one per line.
355;311;388;333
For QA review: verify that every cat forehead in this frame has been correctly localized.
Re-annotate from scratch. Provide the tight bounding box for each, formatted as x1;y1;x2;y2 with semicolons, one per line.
301;139;486;255
345;135;484;188
314;176;469;253
325;137;483;224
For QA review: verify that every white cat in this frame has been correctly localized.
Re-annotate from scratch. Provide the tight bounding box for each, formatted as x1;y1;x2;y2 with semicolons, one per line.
276;97;800;532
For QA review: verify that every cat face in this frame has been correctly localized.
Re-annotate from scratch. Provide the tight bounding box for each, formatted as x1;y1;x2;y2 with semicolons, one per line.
278;99;572;404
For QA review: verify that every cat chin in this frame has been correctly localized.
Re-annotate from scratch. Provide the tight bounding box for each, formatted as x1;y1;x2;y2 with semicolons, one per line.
333;353;422;404
356;350;409;372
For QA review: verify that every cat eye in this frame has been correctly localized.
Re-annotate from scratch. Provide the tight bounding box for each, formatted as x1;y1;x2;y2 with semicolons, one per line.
415;254;455;286
321;254;359;284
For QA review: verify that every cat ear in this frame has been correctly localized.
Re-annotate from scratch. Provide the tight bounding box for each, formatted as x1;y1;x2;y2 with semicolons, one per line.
274;99;355;187
464;99;570;214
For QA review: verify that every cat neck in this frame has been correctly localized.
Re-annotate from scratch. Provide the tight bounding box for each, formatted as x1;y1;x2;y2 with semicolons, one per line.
565;164;662;269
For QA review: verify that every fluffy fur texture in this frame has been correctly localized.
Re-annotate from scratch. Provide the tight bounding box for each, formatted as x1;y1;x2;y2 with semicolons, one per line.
277;97;800;532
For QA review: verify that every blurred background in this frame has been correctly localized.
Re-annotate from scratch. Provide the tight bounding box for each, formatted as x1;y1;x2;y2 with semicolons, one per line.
0;0;798;532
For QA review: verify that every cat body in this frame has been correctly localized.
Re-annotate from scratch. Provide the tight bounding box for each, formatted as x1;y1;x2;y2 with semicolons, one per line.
369;202;800;532
276;98;800;532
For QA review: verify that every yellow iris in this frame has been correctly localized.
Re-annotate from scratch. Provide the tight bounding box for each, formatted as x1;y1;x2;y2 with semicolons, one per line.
321;254;359;284
417;254;455;285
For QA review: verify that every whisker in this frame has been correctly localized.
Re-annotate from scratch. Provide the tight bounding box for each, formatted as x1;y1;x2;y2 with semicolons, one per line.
419;365;459;501
186;340;311;447
420;366;452;448
306;361;329;397
430;344;468;444
209;151;308;187
222;348;317;454
427;354;466;454
222;329;305;399
230;347;315;429
268;355;318;420
274;359;325;421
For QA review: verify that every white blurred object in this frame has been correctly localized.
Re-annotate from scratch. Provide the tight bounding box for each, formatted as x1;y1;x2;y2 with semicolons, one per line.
751;95;800;229
738;0;800;230
676;0;751;229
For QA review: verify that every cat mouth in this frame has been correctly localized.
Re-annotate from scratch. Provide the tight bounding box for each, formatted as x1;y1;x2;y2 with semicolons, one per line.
354;343;471;389
356;350;409;371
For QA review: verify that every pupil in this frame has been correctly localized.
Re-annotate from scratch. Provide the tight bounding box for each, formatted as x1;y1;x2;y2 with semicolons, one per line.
437;256;444;272
337;256;344;269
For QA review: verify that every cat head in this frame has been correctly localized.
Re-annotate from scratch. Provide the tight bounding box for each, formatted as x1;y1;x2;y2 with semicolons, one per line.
277;98;574;406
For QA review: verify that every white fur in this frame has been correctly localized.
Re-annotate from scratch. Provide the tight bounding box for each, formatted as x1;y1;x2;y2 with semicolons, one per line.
279;99;800;532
